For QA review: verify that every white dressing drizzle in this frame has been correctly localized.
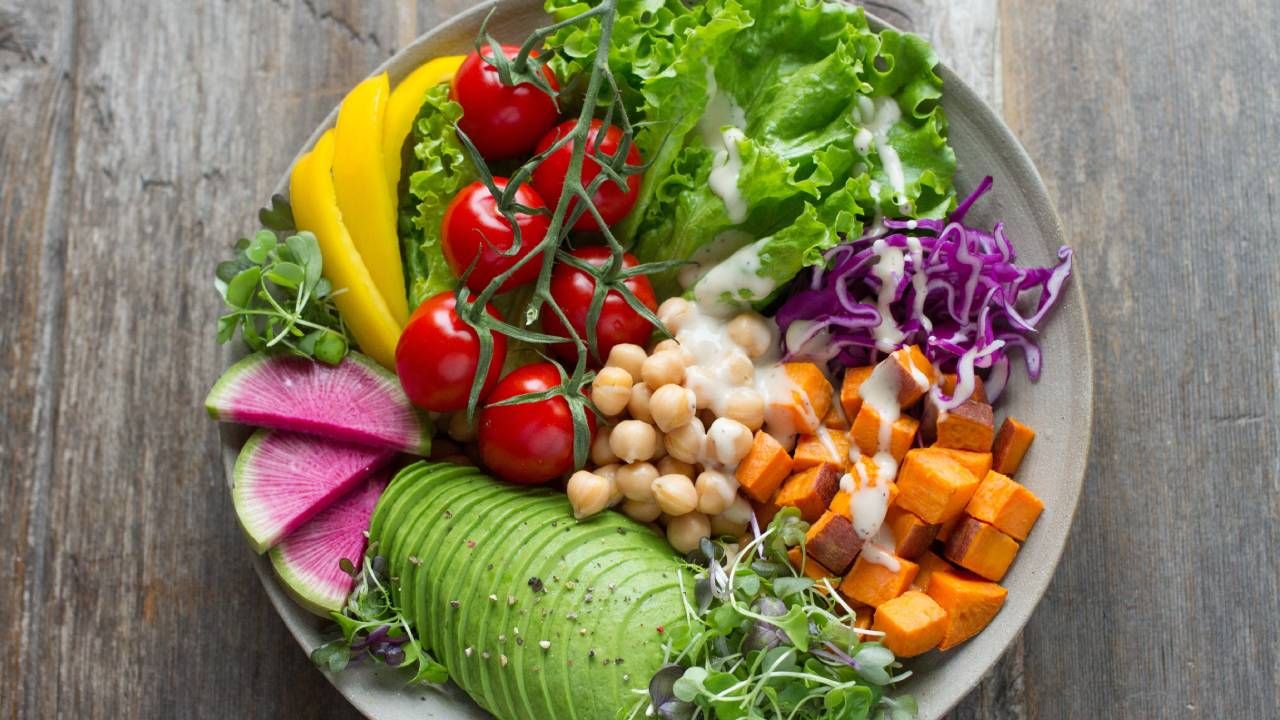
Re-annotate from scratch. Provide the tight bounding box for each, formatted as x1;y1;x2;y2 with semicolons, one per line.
700;66;750;225
693;238;777;316
905;236;932;333
678;229;753;289
847;357;907;568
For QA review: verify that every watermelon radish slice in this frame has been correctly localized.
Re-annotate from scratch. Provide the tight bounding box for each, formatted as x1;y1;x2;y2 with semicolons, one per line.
269;474;387;616
206;352;431;455
233;429;397;553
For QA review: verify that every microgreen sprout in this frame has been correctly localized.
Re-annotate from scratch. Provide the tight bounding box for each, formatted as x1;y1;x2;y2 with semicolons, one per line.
648;508;918;719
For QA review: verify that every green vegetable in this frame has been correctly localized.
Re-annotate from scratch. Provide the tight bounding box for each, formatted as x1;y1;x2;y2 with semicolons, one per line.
544;0;956;308
341;462;689;719
215;198;350;364
652;509;917;720
401;83;474;311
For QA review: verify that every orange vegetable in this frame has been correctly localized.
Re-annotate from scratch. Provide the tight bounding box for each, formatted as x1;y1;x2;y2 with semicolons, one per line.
736;431;793;502
787;547;837;593
767;363;833;434
936;514;963;542
823;405;850;431
895;448;980;523
853;604;874;633
925;446;993;480
776;464;841;522
850;405;918;462
839;555;919;607
992;416;1036;475
793;432;852;471
839;366;874;421
884;506;938;559
804;511;861;574
934;398;995;452
888;345;938;407
944;517;1019;581
965;471;1044;541
910;550;952;592
939;373;987;403
872;590;948;657
925;570;1008;650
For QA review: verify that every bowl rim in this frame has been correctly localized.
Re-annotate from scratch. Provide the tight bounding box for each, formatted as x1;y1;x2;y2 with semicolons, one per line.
218;2;1094;717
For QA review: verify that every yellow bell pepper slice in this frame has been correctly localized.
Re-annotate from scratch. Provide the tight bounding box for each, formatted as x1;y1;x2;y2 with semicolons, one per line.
290;130;402;370
382;55;465;197
332;73;409;327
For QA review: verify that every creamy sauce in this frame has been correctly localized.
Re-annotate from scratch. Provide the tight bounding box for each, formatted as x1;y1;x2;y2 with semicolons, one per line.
678;230;754;290
934;339;1005;412
905;236;932;333
693;238;777;315
700;66;750;224
846;357;910;569
869;239;906;352
853;96;908;211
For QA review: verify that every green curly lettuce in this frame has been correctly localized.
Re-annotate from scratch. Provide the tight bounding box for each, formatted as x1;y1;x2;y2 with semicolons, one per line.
399;82;474;311
544;0;956;311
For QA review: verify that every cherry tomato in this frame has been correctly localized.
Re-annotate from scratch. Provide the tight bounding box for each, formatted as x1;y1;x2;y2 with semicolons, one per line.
542;247;658;364
450;45;560;161
532;119;642;231
395;292;507;412
478;362;596;485
442;178;550;293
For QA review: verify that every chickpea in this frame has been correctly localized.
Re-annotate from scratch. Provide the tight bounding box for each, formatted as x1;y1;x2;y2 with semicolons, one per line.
652;338;681;355
591;366;633;417
666;512;711;553
609;419;657;463
567;471;611;519
705;417;753;467
606;343;647;380
628;382;654;422
657;297;694;335
595;462;621;482
720;387;765;430
710;512;749;538
727;312;774;359
641;350;686;390
651;429;668;461
695;470;739;515
723;350;755;386
590;426;620;465
447;412;477;442
719;493;754;525
616;462;658;502
683;365;715;410
622;498;662;523
657;456;696;478
664;416;707;464
652;474;699;516
649;384;696;433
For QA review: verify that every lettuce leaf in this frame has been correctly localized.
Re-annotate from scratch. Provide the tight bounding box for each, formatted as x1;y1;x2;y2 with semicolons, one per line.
400;83;474;311
543;0;956;311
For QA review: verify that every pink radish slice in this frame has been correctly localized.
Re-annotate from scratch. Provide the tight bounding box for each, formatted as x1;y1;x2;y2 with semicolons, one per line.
233;429;397;553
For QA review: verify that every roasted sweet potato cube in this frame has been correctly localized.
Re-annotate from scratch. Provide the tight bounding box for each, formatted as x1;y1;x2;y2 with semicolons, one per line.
851;405;918;462
823;405;850;431
872;590;948;657
884;506;939;559
896;449;980;523
767;362;833;434
829;490;851;518
992;417;1036;475
965;471;1044;540
839;555;919;607
910;551;952;592
793;432;852;471
926;570;1008;650
888;345;939;407
736;431;793;502
839;366;875;422
939;373;987;403
787;547;837;594
776;464;841;522
944;517;1019;581
805;511;861;574
935;398;995;452
925;446;993;480
853;604;874;633
935;514;963;543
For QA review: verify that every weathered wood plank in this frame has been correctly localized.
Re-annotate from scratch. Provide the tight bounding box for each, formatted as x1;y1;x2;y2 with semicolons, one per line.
1000;0;1280;717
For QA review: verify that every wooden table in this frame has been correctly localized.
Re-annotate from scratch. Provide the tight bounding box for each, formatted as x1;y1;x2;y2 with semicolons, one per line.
2;0;1276;717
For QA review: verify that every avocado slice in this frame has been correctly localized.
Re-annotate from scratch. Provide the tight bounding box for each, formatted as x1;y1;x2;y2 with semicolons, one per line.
368;463;689;720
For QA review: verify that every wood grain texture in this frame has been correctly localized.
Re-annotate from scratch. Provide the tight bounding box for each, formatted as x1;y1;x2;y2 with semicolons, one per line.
2;0;1274;719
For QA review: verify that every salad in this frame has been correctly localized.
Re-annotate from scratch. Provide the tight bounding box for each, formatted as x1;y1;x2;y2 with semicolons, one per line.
206;0;1073;718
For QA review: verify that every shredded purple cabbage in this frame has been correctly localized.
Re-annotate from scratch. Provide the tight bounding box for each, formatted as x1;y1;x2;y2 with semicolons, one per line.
775;177;1072;404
